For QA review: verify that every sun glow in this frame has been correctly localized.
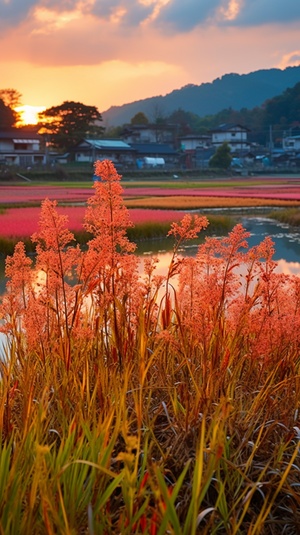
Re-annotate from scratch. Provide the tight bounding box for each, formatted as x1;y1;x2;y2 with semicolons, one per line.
15;105;46;126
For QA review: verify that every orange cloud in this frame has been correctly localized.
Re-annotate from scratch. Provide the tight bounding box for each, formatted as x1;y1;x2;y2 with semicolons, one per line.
278;50;300;69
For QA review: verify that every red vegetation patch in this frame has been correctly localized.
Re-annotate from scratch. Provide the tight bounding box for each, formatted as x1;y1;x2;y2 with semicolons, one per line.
0;206;184;238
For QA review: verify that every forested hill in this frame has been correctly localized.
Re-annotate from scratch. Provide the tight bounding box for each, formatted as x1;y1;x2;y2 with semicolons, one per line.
102;66;300;127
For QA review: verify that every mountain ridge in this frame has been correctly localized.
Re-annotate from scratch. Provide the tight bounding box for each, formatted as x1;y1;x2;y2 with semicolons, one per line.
102;66;300;127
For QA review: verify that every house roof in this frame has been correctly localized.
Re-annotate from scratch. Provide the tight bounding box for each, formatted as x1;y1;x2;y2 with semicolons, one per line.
76;139;134;152
179;134;210;140
195;147;216;159
0;128;41;141
122;123;177;132
130;143;178;156
210;123;250;133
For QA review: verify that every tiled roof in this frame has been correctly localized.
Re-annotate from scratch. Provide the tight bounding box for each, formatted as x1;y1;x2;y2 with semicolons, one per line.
0;128;41;140
79;139;134;151
130;143;178;155
210;123;250;132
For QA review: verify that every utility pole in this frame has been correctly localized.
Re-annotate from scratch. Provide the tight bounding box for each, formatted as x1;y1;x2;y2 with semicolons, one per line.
269;125;273;165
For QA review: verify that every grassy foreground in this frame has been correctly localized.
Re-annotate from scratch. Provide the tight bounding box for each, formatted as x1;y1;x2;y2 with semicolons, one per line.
1;161;300;534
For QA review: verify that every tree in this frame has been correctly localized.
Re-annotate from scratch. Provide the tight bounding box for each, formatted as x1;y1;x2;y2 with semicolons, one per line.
151;103;167;124
168;108;193;136
37;101;104;151
105;125;124;138
130;112;149;125
0;88;22;109
209;142;232;169
264;82;300;136
0;88;22;127
0;99;17;128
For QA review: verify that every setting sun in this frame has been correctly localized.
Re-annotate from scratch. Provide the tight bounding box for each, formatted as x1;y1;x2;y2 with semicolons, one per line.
15;105;46;126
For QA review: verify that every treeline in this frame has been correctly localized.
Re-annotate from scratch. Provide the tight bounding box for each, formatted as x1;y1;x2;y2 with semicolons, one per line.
162;81;300;146
1;81;300;151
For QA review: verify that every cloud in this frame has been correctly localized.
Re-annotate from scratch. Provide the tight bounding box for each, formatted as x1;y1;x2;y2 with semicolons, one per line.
91;0;152;25
157;0;220;31
0;0;36;29
0;1;93;32
228;0;300;26
278;50;300;69
1;0;300;37
156;0;300;31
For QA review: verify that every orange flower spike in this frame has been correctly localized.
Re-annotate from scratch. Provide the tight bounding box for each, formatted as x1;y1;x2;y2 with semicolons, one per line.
139;514;147;533
32;198;75;251
167;213;209;242
216;444;224;460
84;159;135;254
149;511;158;535
221;348;230;371
139;471;149;492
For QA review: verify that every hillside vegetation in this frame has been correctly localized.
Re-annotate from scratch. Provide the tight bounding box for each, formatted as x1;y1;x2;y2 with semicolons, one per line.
103;66;300;127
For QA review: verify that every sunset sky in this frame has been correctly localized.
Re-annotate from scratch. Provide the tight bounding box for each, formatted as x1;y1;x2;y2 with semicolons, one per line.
1;0;300;124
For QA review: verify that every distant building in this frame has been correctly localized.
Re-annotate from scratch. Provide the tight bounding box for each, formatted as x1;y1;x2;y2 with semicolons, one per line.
210;123;250;151
179;134;212;169
121;123;178;146
72;139;136;167
129;142;179;168
0;128;46;166
282;134;300;152
194;147;216;169
179;134;211;151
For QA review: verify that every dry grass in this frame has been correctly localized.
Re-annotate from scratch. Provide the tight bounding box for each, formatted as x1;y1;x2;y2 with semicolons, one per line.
269;207;300;227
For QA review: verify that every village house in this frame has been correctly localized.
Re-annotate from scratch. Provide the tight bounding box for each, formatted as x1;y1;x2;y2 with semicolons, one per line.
178;134;212;169
71;138;136;168
282;134;300;152
129;142;179;168
121;123;178;146
179;134;211;151
210;123;250;151
0;128;46;167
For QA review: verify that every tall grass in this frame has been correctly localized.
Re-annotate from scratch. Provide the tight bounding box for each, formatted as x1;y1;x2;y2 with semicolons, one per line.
1;160;300;533
269;207;300;227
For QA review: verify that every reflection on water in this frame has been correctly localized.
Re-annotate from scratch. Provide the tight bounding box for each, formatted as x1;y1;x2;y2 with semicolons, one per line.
137;217;300;276
1;217;300;293
241;217;300;263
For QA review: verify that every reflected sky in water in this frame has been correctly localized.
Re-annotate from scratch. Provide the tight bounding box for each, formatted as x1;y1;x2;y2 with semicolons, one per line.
241;217;300;264
1;218;300;295
241;217;300;275
138;217;300;277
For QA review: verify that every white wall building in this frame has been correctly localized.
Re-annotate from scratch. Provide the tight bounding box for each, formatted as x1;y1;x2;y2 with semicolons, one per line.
210;123;250;151
73;139;135;166
179;134;211;151
0;128;46;166
282;135;300;151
